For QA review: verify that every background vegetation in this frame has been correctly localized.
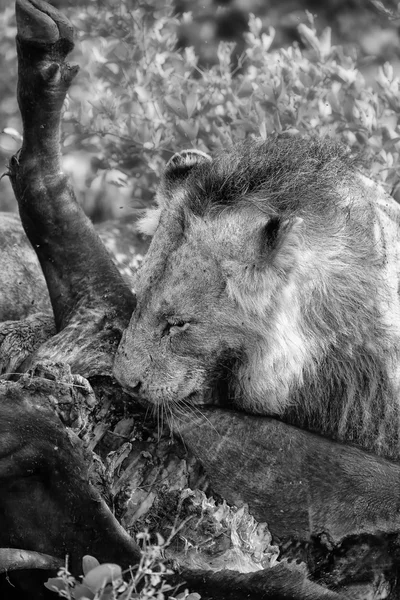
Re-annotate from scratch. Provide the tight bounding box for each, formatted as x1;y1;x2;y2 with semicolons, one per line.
1;0;400;219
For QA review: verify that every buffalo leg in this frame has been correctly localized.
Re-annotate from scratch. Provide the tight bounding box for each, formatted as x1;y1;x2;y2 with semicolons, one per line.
8;0;136;376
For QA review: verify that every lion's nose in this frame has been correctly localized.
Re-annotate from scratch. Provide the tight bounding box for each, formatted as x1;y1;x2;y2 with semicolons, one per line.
113;355;142;396
129;381;142;395
118;379;142;399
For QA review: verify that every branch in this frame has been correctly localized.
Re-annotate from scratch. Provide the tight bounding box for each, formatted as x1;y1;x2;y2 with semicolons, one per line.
367;0;400;20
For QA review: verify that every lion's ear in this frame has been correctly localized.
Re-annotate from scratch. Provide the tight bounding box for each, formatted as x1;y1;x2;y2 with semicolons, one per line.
139;150;212;236
164;149;212;182
259;216;304;272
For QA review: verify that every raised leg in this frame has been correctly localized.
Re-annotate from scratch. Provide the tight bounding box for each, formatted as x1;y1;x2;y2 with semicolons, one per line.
8;0;136;376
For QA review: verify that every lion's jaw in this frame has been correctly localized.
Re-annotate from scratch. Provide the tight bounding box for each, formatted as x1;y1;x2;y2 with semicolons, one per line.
113;222;243;409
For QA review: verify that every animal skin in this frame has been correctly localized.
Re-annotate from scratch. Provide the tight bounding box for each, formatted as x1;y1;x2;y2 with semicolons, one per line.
114;137;400;461
0;375;140;600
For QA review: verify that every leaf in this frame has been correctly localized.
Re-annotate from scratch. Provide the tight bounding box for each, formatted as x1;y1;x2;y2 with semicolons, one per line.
176;119;199;141
44;577;68;593
318;27;331;60
82;555;100;576
136;86;150;102
237;79;253;98
152;129;163;147
259;121;267;140
185;92;198;118
261;28;275;51
82;563;122;593
273;111;282;133
355;131;368;145
274;79;285;100
297;24;320;55
74;582;95;600
150;572;161;587
164;96;187;119
368;0;397;19
3;127;22;141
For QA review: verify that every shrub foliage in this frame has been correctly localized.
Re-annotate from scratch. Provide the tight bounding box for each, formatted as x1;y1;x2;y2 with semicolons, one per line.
1;0;400;213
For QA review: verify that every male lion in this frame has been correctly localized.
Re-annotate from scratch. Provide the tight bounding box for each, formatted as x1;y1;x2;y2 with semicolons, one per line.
114;136;400;460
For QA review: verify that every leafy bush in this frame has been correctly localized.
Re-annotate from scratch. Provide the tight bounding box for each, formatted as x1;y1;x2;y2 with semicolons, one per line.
45;533;201;600
1;0;400;213
63;1;400;209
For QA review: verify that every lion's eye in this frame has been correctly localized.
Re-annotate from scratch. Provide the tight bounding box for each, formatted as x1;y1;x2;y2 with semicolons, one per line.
162;319;190;337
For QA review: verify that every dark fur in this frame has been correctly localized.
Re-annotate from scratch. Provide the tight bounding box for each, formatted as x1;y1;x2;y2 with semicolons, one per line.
165;137;355;219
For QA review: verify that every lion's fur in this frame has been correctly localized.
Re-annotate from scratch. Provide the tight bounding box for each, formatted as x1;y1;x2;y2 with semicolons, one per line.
114;137;400;460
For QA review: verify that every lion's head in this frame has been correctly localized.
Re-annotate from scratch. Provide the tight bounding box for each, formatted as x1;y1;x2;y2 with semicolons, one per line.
114;137;400;458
